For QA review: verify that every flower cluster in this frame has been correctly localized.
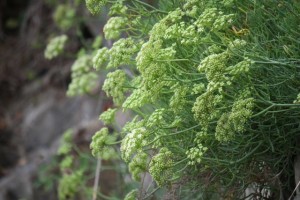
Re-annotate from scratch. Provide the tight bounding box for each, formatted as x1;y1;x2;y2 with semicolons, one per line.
120;127;148;162
228;39;247;50
121;117;145;134
44;35;68;59
215;113;233;141
135;40;176;102
191;83;206;95
67;55;98;96
102;70;127;105
128;152;148;181
122;88;150;109
186;144;208;165
103;17;127;40
229;58;252;77
193;92;223;126
230;96;254;132
99;108;117;125
58;170;83;200
169;84;189;113
149;148;174;186
185;5;199;18
164;21;199;45
57;129;73;156
60;156;73;170
85;0;108;15
90;127;116;157
147;109;166;128
212;13;234;31
107;38;141;68
53;4;75;30
93;47;109;70
109;2;128;16
198;52;229;82
195;7;234;33
204;44;223;55
195;8;218;28
149;9;184;41
215;94;254;141
183;0;199;12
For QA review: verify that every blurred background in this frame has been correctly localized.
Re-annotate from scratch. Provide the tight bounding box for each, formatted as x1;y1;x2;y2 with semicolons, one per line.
0;0;130;199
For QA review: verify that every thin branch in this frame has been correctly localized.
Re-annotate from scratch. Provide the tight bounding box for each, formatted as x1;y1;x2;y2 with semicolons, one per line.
288;180;300;200
93;158;102;200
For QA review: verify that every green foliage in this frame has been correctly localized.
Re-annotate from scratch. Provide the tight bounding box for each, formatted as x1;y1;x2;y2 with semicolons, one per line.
43;1;139;199
58;170;84;200
124;189;138;200
47;0;300;198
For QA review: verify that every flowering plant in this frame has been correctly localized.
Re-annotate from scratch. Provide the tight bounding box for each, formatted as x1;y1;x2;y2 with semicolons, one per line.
51;0;300;198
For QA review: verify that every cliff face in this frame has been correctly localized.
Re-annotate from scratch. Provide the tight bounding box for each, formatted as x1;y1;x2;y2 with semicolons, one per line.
0;1;106;199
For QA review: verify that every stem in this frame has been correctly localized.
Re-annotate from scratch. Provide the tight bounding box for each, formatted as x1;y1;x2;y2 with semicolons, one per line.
142;187;160;200
107;140;122;145
173;158;188;166
146;124;201;146
132;0;168;14
93;158;102;200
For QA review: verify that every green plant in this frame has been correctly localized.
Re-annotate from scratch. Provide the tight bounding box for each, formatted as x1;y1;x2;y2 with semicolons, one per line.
45;0;300;198
84;0;300;198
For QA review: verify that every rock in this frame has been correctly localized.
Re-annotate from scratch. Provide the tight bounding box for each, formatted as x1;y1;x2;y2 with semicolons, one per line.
22;88;100;152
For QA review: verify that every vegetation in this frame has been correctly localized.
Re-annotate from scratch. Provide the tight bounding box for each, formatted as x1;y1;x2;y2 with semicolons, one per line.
45;0;300;199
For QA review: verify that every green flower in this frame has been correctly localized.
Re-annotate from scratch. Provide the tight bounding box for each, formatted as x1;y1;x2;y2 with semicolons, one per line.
58;170;83;200
186;144;208;165
103;70;127;105
109;2;128;16
120;127;148;162
60;156;73;170
90;127;116;157
57;129;73;155
67;55;98;96
215;92;254;141
149;148;174;187
93;47;109;70
99;108;117;125
85;0;108;15
128;152;148;181
53;5;75;30
107;38;141;68
44;35;68;59
103;17;127;40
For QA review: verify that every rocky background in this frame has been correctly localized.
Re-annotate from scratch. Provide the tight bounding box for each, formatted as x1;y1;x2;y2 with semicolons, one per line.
0;0;118;199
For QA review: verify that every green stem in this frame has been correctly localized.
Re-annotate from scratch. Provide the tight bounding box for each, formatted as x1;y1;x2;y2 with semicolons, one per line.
146;124;201;146
132;0;168;14
107;140;122;145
